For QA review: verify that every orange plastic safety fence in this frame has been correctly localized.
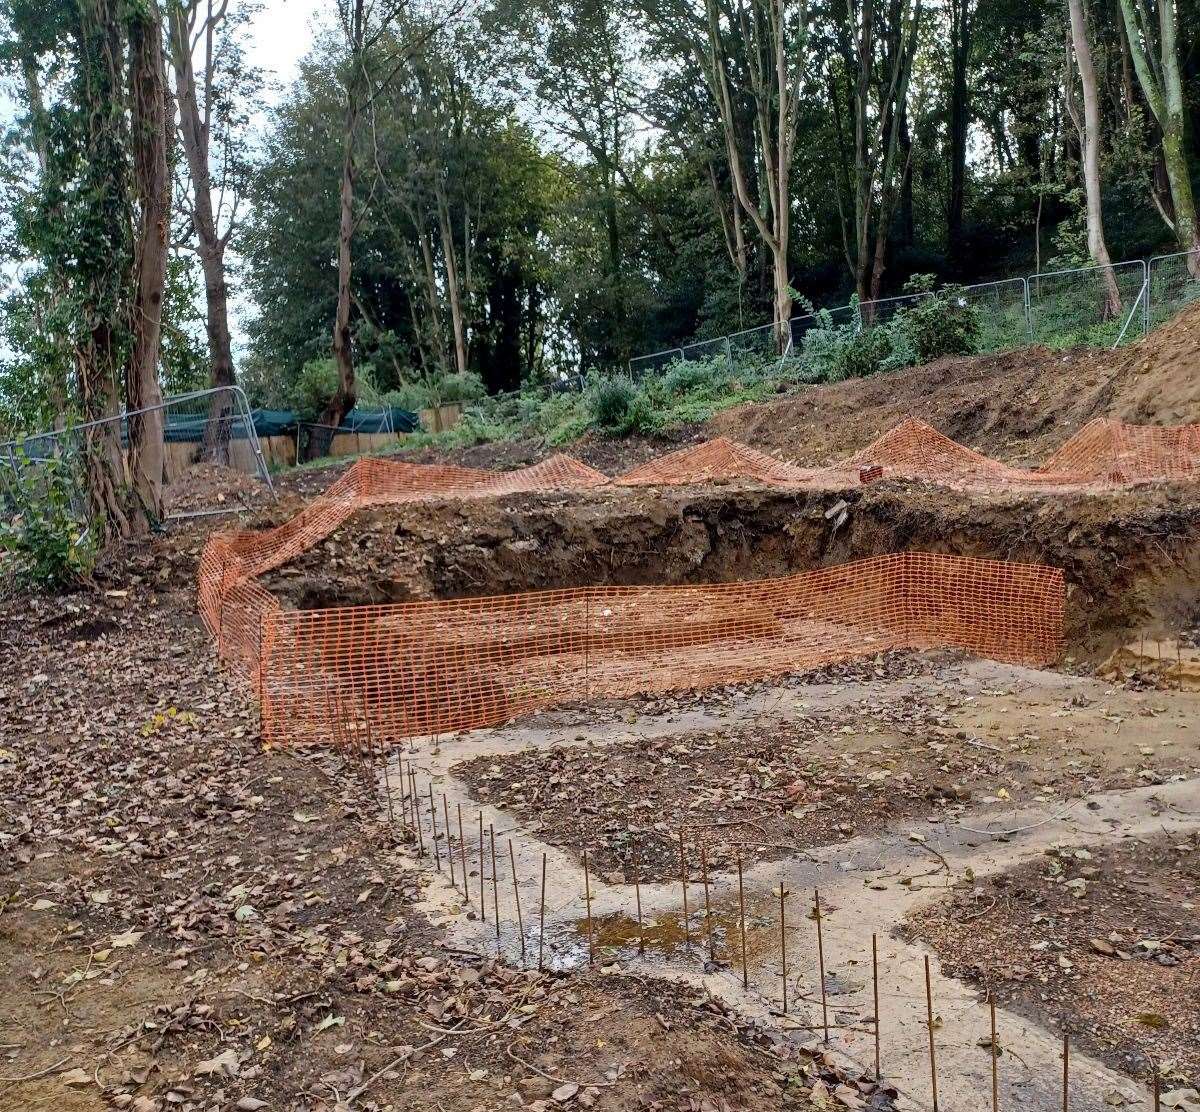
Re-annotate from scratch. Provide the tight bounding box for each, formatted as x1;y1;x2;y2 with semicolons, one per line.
241;552;1060;746
206;412;1200;745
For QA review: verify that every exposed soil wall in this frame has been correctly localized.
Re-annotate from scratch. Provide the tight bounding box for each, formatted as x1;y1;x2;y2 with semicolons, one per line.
260;480;1200;661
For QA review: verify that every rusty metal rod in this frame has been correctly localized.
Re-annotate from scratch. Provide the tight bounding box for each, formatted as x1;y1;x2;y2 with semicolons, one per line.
538;852;547;972
583;849;595;965
873;933;881;1078
443;795;455;886
508;839;525;963
700;846;715;963
410;769;424;854
679;834;690;945
779;881;789;1014
428;782;441;871
478;811;485;917
489;823;500;939
925;955;940;1112
815;889;829;1043
458;803;468;902
738;857;749;990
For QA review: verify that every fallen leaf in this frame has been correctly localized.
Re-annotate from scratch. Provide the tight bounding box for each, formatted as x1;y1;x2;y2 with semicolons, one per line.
196;1048;242;1079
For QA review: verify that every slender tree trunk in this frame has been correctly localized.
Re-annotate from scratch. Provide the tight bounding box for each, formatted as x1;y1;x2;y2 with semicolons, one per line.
315;0;364;450
1067;0;1122;317
127;1;170;522
947;0;971;263
168;4;238;460
1117;0;1200;271
436;179;468;375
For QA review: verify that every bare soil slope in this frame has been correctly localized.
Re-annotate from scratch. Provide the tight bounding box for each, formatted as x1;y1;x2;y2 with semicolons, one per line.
711;302;1200;466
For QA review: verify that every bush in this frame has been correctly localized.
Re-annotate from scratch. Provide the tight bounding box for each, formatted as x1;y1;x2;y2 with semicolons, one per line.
801;307;894;382
890;284;981;363
0;451;96;591
429;371;486;405
587;375;639;430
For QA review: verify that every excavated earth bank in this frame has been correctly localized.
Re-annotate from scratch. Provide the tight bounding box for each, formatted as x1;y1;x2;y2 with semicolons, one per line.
259;479;1200;661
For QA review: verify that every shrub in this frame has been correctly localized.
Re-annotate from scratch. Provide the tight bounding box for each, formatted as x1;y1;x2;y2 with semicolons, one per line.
429;371;486;405
890;284;981;363
587;374;639;430
659;356;731;396
801;307;894;382
0;451;96;591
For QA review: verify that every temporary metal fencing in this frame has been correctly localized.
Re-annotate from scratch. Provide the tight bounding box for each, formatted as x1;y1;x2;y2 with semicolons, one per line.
1027;260;1147;350
1;385;273;521
629;247;1199;377
1147;248;1200;331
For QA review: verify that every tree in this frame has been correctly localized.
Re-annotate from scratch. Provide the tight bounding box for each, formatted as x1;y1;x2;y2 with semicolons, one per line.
1116;0;1200;268
826;0;922;305
126;0;170;521
1065;0;1122;316
0;0;169;536
167;1;258;402
946;0;973;262
705;0;807;349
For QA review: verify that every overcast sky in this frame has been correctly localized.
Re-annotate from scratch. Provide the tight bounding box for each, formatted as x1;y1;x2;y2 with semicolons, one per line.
244;0;325;98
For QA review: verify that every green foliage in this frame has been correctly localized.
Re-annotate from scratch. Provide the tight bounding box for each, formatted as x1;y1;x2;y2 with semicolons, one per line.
0;450;96;591
890;284;981;364
288;358;340;420
799;287;982;382
586;375;642;432
429;371;487;405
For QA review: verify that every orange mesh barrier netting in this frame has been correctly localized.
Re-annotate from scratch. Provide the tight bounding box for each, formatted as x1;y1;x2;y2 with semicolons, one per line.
253;553;1063;745
203;414;1200;745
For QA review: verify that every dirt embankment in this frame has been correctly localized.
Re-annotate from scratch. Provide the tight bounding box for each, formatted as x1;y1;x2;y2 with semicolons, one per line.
711;302;1200;466
260;480;1200;660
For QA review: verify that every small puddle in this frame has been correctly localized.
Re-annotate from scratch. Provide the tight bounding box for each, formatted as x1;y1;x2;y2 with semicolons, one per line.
491;891;784;972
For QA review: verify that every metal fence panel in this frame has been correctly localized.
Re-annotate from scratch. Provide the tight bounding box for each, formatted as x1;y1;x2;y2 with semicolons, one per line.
1147;250;1200;331
1;385;273;522
958;278;1030;352
1029;260;1148;349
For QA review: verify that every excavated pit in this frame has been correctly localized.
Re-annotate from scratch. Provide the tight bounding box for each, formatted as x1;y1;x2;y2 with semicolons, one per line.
259;479;1200;661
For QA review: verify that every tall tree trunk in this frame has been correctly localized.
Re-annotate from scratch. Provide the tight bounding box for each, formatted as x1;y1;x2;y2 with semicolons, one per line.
947;0;971;263
705;0;802;351
126;0;170;523
1067;0;1123;317
436;179;469;375
76;0;133;541
1117;0;1200;270
315;0;364;449
168;3;238;460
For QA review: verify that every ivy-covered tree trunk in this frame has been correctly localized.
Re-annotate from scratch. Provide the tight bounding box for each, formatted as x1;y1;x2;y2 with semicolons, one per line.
74;0;136;541
126;0;170;524
316;0;365;454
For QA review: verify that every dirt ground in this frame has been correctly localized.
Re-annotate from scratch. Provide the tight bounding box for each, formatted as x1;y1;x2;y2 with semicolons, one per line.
906;834;1199;1092
711;302;1200;468
1;579;855;1112
451;652;1200;883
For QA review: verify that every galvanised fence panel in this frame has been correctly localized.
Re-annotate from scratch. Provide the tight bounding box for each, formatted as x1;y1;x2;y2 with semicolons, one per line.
1028;260;1147;349
958;278;1030;352
1147;250;1200;331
